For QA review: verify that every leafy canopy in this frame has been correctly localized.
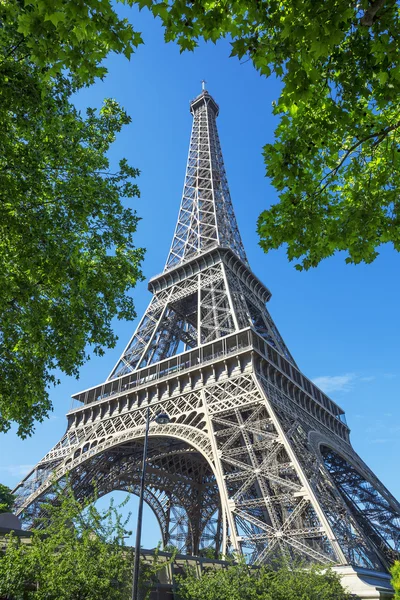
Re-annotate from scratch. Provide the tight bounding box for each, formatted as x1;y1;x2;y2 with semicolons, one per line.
0;1;144;436
9;0;143;85
140;0;400;269
0;484;16;513
176;559;351;600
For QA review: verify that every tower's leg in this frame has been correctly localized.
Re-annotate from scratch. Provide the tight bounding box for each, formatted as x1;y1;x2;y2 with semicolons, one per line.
201;369;399;572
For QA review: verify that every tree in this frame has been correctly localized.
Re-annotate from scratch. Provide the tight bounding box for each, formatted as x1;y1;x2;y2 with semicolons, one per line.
0;484;15;513
140;0;400;269
0;484;133;599
391;561;400;599
176;560;351;600
0;1;145;436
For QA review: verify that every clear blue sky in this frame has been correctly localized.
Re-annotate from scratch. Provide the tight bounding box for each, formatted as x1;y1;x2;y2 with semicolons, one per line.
1;4;399;548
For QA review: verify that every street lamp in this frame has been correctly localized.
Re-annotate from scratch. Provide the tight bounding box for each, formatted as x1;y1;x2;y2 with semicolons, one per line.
131;408;170;600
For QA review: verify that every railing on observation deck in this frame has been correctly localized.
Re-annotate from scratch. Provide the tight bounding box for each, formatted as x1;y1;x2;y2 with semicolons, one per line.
71;328;346;425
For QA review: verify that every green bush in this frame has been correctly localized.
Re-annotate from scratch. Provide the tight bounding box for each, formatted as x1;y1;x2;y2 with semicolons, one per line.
176;560;351;600
0;484;133;600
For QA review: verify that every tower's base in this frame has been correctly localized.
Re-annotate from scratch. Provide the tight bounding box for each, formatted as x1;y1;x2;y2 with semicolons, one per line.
333;566;393;599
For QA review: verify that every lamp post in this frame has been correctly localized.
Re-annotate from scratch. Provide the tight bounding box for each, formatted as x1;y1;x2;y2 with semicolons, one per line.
131;408;170;600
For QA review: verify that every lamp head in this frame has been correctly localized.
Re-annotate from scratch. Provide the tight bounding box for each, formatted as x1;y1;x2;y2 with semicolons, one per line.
155;412;170;425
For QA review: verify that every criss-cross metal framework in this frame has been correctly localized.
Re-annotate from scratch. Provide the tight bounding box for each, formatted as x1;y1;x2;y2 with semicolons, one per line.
13;90;400;576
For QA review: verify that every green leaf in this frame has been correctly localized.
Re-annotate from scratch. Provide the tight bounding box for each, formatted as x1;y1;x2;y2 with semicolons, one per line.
152;2;169;20
46;12;66;27
376;71;388;84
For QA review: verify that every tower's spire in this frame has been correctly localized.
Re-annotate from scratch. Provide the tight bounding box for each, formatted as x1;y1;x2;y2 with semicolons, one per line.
165;90;248;271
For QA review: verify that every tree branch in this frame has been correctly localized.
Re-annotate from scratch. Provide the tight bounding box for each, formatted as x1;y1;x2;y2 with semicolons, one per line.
338;122;400;169
360;0;387;26
0;39;25;65
314;121;400;196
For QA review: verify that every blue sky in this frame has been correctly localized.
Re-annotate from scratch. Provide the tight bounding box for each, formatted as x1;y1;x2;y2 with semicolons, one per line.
1;5;399;548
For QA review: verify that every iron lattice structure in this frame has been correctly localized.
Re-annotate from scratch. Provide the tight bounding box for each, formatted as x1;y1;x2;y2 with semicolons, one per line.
14;90;400;572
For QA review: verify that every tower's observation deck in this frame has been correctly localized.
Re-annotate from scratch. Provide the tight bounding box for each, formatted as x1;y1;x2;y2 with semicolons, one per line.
190;90;219;116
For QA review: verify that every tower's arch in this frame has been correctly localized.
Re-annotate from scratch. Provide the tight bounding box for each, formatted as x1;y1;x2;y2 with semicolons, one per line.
17;426;224;557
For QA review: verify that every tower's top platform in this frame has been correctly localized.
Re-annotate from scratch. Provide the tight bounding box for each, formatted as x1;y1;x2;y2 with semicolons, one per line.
190;90;219;116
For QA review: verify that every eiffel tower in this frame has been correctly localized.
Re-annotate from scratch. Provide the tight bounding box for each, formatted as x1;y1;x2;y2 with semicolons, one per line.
14;88;399;597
